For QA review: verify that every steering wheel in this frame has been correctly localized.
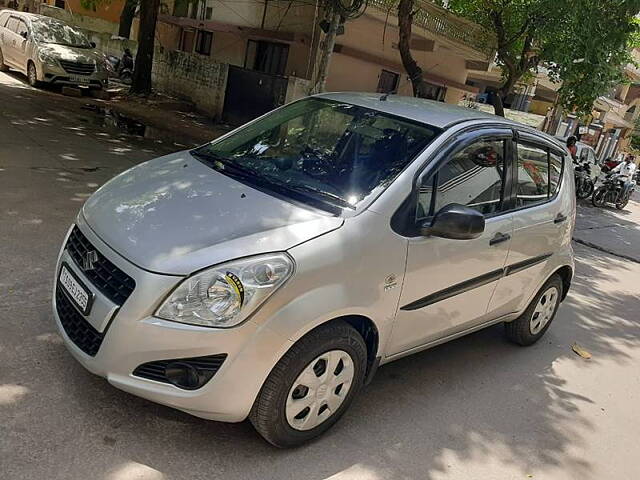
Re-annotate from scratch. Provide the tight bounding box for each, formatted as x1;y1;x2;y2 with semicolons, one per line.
301;146;335;179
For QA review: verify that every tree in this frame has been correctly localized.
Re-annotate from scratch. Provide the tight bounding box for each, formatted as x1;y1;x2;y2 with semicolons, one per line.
444;0;640;117
130;0;160;95
80;0;138;39
118;0;139;39
397;0;437;99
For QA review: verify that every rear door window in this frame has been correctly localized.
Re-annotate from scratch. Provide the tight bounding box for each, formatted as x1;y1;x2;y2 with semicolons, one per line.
6;17;19;33
516;143;549;207
516;141;564;207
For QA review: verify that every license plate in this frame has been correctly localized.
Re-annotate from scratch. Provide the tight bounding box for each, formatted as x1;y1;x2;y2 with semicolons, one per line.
59;263;93;315
69;75;90;84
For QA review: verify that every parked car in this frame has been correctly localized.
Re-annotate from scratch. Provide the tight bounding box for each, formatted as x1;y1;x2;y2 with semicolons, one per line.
53;94;575;447
0;11;107;89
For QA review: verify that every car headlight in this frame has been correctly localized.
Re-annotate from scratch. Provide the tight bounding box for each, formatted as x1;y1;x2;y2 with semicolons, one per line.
38;51;58;66
156;253;294;328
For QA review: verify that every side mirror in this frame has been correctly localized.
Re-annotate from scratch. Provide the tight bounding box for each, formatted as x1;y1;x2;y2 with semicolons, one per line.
90;41;96;48
20;31;28;40
419;203;485;240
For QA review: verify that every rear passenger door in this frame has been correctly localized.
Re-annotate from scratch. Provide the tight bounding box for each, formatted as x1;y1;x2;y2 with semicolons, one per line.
2;16;20;67
489;132;569;317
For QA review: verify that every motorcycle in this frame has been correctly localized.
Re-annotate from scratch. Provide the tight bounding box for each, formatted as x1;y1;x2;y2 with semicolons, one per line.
591;173;635;210
104;53;133;85
574;160;594;199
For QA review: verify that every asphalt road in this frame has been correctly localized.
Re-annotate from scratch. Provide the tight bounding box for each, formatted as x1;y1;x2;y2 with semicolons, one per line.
2;71;640;480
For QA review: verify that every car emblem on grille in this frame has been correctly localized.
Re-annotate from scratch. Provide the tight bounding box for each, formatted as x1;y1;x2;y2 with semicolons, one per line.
82;250;99;271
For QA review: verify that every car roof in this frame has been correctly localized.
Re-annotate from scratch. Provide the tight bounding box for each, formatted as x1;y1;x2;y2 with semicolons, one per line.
316;92;517;129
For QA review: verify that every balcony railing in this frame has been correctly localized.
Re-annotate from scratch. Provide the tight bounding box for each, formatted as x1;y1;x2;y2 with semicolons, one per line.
368;0;494;56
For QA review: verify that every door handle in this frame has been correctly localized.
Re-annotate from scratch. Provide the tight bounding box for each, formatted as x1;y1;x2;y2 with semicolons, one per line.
490;232;511;246
554;213;567;224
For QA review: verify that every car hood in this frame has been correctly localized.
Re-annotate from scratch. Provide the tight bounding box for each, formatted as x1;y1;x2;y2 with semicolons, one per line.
38;43;99;63
82;151;343;275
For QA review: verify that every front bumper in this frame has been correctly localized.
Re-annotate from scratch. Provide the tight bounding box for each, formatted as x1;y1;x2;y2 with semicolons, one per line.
53;218;291;422
40;62;108;89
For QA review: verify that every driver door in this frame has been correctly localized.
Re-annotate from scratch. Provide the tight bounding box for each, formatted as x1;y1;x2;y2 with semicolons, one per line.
387;129;515;357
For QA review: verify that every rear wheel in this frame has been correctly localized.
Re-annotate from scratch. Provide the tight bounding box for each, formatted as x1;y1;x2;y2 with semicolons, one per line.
27;61;40;87
576;179;594;199
0;48;8;72
592;187;607;207
250;321;367;448
505;274;563;346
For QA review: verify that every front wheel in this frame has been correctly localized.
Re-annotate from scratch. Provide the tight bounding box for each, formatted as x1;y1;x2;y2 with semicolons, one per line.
27;62;40;87
592;187;607;207
0;48;9;72
505;274;563;346
616;192;631;210
250;321;367;448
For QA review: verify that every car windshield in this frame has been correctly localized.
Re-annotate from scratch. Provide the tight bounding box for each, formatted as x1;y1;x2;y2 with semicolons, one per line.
193;98;440;211
31;19;92;48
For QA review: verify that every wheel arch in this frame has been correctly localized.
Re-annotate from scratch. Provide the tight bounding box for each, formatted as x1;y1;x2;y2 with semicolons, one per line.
553;265;573;301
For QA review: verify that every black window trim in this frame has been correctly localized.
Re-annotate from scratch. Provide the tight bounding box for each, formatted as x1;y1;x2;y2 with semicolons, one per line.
508;128;566;214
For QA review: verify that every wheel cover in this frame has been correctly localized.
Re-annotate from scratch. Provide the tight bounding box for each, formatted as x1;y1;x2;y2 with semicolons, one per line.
28;64;36;84
530;287;559;335
285;350;355;431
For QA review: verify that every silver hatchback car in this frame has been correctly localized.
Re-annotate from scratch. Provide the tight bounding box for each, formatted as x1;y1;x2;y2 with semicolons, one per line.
0;11;108;89
53;94;575;447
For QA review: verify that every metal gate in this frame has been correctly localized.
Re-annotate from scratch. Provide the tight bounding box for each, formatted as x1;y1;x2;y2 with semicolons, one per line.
222;66;288;125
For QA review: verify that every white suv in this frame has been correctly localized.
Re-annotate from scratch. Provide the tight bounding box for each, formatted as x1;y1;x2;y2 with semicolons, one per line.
0;11;107;89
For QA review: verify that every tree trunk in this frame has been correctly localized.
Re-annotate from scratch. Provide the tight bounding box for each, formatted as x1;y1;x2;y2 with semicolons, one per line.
130;0;159;95
119;0;138;39
310;10;340;95
492;93;505;117
398;0;429;98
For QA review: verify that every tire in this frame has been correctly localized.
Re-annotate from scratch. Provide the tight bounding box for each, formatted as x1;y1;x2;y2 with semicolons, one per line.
616;194;630;210
27;61;40;87
505;274;563;346
592;187;606;207
576;180;594;199
250;321;367;448
0;48;8;72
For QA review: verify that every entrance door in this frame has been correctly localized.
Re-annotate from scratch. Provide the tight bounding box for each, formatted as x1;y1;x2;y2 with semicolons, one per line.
222;65;288;125
387;130;514;356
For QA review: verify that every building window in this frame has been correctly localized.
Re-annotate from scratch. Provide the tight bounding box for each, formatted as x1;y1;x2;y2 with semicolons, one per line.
179;28;196;53
245;40;289;76
377;70;399;94
195;30;213;56
55;0;66;8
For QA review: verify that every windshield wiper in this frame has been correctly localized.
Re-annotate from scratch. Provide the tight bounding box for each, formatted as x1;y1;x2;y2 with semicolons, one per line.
280;183;355;209
192;150;354;210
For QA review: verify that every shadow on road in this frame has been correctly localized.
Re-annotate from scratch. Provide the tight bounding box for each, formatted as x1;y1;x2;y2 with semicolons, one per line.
3;244;638;480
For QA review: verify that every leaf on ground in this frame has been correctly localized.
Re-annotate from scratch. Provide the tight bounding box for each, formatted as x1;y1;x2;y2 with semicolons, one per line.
572;343;592;359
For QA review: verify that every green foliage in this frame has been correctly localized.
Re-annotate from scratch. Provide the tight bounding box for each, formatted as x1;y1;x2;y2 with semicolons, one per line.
79;0;105;11
448;0;640;116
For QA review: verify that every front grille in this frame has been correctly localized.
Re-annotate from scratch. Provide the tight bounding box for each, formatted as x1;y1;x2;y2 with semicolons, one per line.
56;287;104;356
133;354;228;386
59;60;96;75
66;226;136;306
